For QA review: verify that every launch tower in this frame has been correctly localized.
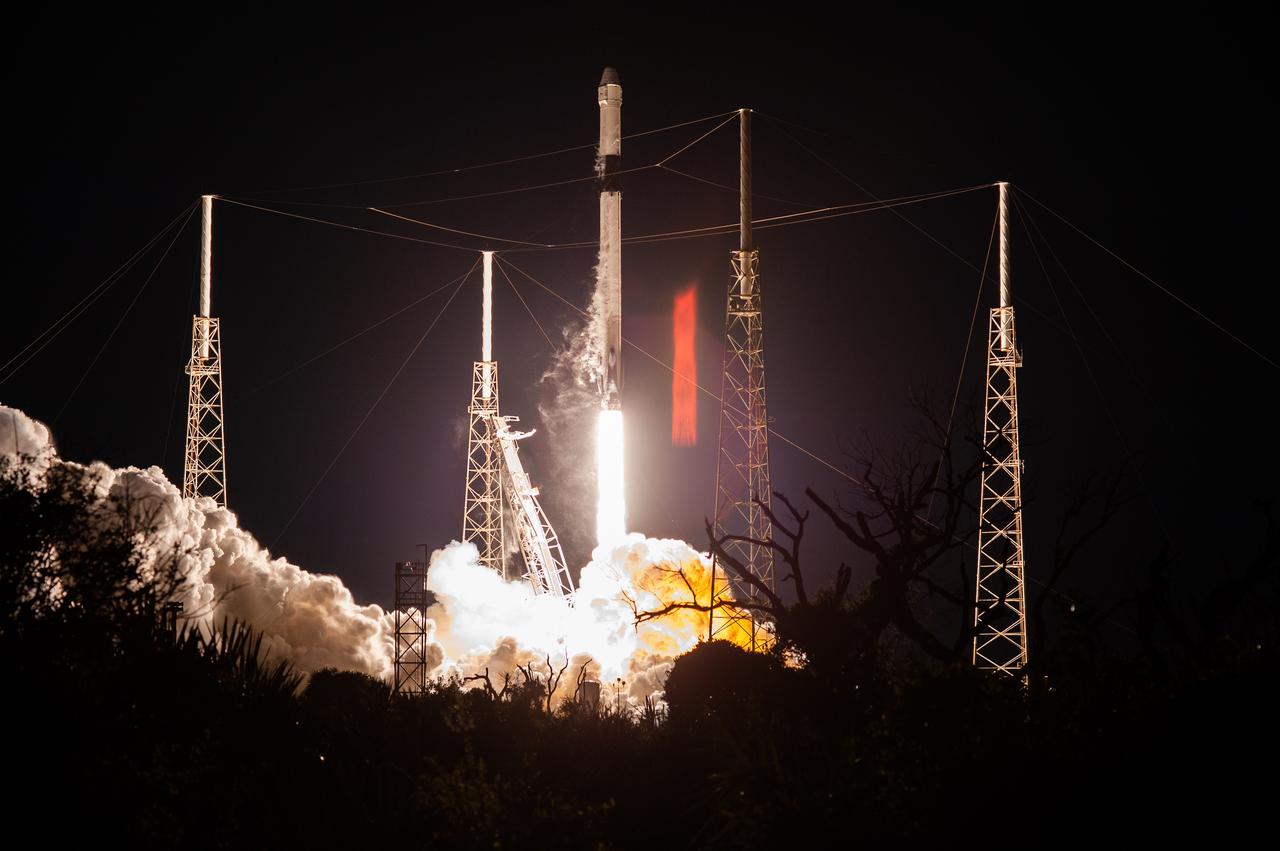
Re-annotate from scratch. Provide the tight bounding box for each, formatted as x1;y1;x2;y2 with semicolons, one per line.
183;195;228;506
972;182;1029;674
462;252;505;574
708;110;774;649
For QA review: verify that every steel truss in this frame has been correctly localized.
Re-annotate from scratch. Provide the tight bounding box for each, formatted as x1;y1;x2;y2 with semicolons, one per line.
394;560;431;695
973;305;1028;674
709;249;773;649
463;360;504;575
183;316;227;506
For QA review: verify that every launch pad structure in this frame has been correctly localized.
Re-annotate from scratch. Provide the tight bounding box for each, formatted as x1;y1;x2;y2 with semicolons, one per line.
393;560;431;694
183;195;228;507
972;182;1029;675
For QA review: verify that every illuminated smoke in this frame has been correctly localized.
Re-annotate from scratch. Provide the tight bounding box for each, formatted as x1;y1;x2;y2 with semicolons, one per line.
3;405;746;706
424;531;744;706
1;405;393;679
671;285;697;447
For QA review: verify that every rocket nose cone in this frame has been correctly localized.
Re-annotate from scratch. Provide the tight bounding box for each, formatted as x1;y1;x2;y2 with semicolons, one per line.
600;66;620;86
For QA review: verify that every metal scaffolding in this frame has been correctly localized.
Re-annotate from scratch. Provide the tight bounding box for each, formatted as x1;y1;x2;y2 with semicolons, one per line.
183;196;227;506
183;317;227;505
462;252;505;575
494;416;576;600
709;110;773;649
973;182;1029;675
394;560;431;695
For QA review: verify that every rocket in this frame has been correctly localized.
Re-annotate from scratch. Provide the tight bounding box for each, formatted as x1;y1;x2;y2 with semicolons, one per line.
597;67;623;410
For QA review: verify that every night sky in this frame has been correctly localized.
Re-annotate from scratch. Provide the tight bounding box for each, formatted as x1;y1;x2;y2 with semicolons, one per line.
7;12;1272;629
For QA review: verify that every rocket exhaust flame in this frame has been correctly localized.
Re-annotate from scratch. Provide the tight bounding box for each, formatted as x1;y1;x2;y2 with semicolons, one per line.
672;285;697;446
596;409;626;548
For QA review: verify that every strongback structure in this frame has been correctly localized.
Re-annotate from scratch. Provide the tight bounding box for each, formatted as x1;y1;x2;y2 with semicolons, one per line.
183;195;228;506
463;252;505;575
460;251;575;600
972;182;1029;675
393;560;430;694
708;109;774;649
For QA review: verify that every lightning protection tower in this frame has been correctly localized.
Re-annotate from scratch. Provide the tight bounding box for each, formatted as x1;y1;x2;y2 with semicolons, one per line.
183;195;228;506
972;182;1029;675
708;109;774;649
462;251;505;575
394;559;431;695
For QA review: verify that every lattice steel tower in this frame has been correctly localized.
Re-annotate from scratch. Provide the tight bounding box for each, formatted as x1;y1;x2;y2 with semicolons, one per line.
462;252;505;575
709;109;774;649
183;195;228;506
393;559;431;694
973;182;1029;674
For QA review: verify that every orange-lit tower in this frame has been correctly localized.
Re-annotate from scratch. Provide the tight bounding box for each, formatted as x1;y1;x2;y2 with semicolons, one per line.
708;109;774;648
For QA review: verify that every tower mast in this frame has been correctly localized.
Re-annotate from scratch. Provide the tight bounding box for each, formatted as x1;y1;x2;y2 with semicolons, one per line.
973;181;1029;674
183;194;228;506
708;109;774;649
463;251;505;575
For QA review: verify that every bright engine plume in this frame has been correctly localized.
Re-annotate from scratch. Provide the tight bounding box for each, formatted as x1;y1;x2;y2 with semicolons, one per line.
595;409;626;547
595;66;626;549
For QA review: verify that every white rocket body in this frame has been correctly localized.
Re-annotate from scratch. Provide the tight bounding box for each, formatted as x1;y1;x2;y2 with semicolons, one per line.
597;68;622;410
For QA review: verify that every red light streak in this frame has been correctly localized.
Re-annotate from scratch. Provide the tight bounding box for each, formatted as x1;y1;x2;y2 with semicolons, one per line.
672;285;697;446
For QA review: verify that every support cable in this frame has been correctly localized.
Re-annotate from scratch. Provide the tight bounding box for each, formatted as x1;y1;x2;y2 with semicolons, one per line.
54;205;199;424
217;197;479;252
655;113;739;166
493;256;555;349
926;208;998;521
270;264;474;548
1017;187;1276;370
242;260;479;397
1011;193;1175;548
238;110;739;196
657;164;818;208
227;184;993;257
1017;195;1179;436
1;201;198;383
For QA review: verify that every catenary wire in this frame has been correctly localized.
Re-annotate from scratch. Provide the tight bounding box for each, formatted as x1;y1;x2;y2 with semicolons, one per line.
53;205;199;424
1016;186;1276;370
494;256;555;349
271;266;475;549
242;259;481;397
236;110;739;196
1012;192;1176;548
1;201;198;383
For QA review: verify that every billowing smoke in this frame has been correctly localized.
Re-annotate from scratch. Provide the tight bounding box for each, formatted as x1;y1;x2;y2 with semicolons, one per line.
3;405;733;705
538;311;602;563
2;404;395;679
425;533;721;706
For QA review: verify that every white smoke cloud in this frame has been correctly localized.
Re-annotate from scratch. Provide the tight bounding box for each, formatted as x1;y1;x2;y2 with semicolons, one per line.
2;405;717;704
2;404;393;679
